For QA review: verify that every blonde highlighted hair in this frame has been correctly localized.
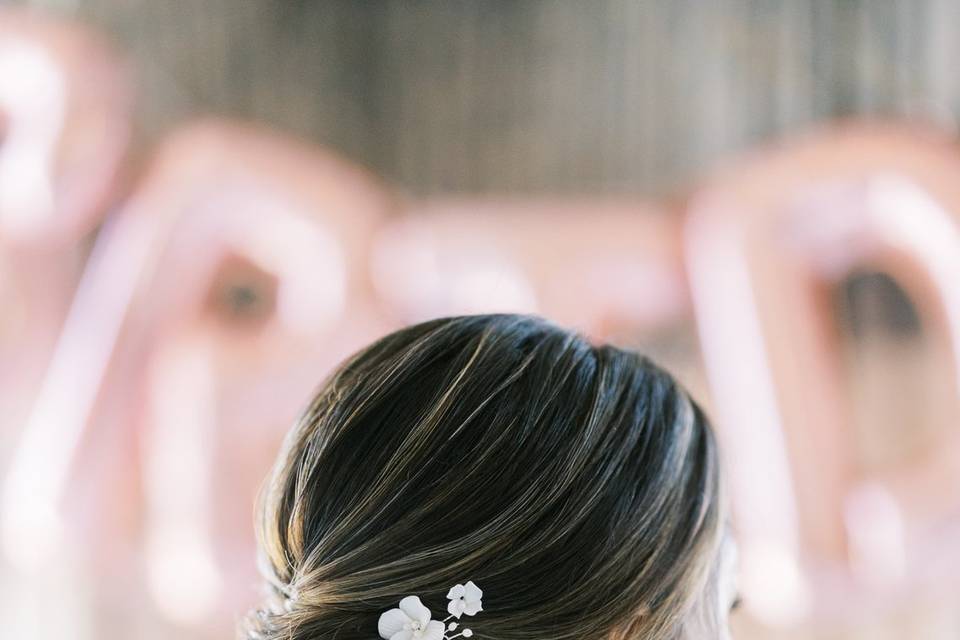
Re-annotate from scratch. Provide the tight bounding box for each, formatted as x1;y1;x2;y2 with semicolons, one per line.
243;314;724;639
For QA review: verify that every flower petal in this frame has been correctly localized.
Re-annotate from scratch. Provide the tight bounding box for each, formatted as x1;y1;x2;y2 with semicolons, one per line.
447;584;465;600
462;601;483;616
447;598;464;619
378;608;411;640
390;631;413;640
423;620;446;640
464;581;483;602
399;595;432;626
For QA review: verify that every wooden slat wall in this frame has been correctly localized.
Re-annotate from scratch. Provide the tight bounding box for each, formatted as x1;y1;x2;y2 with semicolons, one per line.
19;0;960;196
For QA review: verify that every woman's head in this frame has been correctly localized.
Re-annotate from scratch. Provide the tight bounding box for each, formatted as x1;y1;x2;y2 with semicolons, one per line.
244;314;732;639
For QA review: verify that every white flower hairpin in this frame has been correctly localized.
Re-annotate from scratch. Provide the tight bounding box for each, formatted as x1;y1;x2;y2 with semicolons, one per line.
378;581;484;640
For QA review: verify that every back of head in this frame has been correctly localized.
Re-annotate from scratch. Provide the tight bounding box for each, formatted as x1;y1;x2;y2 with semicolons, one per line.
243;314;723;640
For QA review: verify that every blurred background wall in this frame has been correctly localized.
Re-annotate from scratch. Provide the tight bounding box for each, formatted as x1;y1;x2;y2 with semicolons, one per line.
18;0;960;195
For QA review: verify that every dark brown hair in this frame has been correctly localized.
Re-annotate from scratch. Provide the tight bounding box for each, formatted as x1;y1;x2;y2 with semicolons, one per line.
243;314;723;639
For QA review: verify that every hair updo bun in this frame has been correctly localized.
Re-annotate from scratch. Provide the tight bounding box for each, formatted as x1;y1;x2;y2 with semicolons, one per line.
241;314;723;640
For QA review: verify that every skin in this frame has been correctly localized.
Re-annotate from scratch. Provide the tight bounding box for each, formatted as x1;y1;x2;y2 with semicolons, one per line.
716;532;741;640
676;523;740;639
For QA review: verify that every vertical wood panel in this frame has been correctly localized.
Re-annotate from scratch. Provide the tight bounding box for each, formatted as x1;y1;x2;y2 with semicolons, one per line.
18;0;960;196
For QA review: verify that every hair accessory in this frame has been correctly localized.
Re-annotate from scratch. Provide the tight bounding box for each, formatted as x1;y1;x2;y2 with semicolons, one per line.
378;581;484;640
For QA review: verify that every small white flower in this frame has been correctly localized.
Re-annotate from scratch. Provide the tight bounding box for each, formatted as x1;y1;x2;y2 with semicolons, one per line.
461;629;473;638
378;595;446;640
446;581;483;619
